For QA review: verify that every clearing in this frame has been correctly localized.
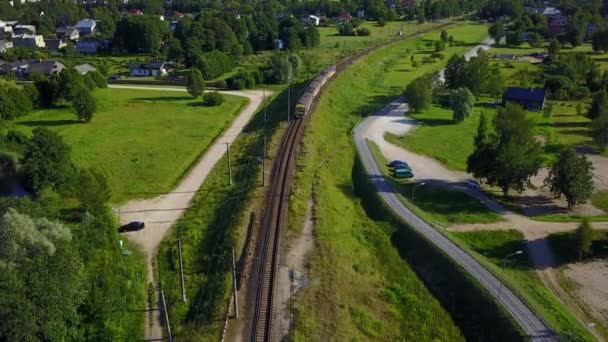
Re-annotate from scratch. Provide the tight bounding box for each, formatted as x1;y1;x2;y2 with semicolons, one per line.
11;87;248;203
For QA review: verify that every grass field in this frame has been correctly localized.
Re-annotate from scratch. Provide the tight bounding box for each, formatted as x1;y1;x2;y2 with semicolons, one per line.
592;191;608;212
10;88;247;203
450;230;595;341
286;21;504;340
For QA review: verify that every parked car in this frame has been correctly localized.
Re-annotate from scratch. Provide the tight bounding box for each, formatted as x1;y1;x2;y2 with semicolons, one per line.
466;179;481;189
387;160;410;169
392;168;414;178
119;221;145;232
109;74;122;80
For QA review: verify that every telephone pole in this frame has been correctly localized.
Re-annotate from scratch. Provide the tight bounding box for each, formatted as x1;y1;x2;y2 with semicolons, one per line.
262;135;266;187
178;235;186;303
226;143;232;185
231;246;239;318
263;88;267;123
287;83;291;121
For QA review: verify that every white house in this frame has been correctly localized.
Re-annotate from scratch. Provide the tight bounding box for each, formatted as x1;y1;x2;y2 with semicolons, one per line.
75;19;96;36
14;24;36;34
301;15;320;26
12;34;45;48
128;61;170;77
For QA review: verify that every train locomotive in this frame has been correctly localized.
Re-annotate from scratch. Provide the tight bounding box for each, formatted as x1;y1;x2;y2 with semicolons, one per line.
294;65;336;118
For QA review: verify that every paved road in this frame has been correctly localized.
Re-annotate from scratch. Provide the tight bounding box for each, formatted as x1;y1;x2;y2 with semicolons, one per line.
354;114;555;340
110;85;269;340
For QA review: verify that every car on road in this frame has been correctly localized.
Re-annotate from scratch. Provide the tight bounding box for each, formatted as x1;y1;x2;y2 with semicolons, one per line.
109;74;122;80
387;160;410;169
392;167;414;178
119;221;145;232
466;179;482;189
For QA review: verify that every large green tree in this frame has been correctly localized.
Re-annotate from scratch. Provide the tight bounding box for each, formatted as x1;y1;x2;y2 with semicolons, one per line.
20;128;72;192
488;22;505;44
72;85;97;122
575;219;594;261
450;87;475;122
544;148;594;209
404;76;433;112
592;110;608;151
467;103;542;196
587;90;608;120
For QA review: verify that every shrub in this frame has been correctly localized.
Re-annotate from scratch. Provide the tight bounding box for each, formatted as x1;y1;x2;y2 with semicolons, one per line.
207;79;228;89
356;27;371;36
0;152;17;180
203;91;224;106
6;130;28;145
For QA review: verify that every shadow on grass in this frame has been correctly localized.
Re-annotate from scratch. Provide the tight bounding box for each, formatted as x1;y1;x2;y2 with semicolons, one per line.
547;230;608;266
131;96;192;101
537;121;589;128
17;119;81;127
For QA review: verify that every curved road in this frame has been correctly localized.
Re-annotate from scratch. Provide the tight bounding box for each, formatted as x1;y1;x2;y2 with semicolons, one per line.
110;85;269;340
354;108;555;341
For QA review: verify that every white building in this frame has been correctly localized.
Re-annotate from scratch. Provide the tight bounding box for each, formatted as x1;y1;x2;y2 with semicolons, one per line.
301;15;320;26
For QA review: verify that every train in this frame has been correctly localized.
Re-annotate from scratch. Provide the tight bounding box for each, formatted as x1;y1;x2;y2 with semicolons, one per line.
294;65;336;118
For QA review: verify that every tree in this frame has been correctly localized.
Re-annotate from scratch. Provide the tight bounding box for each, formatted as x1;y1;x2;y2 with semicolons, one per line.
203;91;225;106
435;40;446;52
587;90;608;120
488;22;505;44
72;85;96;122
544;148;594;209
88;71;107;88
548;38;560;55
58;68;85;101
444;54;467;89
0;209;84;341
440;30;449;42
187;68;204;98
487;66;505;100
404;76;433;112
20;128;72;192
467;103;542;196
506;29;524;46
575;219;594;261
76;169;111;213
450;87;475;122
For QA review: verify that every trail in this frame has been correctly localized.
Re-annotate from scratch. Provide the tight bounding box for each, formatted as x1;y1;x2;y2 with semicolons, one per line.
111;85;269;340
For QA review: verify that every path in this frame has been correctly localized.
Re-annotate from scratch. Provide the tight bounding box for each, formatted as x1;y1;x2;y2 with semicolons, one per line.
361;97;607;340
111;85;269;340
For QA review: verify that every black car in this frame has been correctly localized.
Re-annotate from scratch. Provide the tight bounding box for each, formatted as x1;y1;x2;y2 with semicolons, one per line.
119;221;145;232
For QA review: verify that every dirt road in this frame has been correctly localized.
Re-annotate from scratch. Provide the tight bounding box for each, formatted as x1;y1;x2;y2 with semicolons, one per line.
111;85;269;340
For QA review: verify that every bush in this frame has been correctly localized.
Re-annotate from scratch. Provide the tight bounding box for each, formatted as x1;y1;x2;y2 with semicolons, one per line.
203;91;224;106
228;78;245;90
207;79;228;89
0;152;17;180
356;27;371;36
431;52;445;60
88;71;107;88
6;130;28;145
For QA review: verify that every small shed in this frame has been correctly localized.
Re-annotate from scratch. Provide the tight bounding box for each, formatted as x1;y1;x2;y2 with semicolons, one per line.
502;87;547;111
74;63;96;75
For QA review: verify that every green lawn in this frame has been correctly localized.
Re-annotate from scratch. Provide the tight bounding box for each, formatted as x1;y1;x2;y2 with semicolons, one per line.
450;230;595;341
10;88;248;203
592;191;608;212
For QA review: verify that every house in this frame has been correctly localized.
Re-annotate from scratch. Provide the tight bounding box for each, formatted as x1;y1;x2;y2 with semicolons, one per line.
75;19;96;36
74;63;96;75
56;26;80;41
76;38;99;53
301;15;320;26
12;34;45;48
0;20;13;35
0;59;64;78
128;60;170;77
502;87;546;111
333;11;352;23
128;9;144;15
356;9;365;18
547;15;567;36
13;24;36;34
495;53;516;60
44;38;66;50
526;6;562;17
0;40;13;52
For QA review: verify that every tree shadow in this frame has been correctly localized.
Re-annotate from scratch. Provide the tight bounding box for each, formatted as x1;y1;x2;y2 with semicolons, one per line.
187;101;209;107
17;119;81;127
558;129;591;137
412;117;454;126
537;121;588;128
131;96;193;102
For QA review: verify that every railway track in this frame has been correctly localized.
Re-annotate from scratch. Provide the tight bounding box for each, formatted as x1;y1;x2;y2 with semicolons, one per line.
251;118;303;342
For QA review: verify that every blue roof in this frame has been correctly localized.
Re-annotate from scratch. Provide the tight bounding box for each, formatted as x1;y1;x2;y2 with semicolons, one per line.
503;87;546;103
75;19;96;30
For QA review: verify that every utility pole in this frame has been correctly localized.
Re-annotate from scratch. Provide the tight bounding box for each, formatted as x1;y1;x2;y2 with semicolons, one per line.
160;288;173;342
287;83;291;122
231;246;239;319
178;235;186;303
263;88;267;123
262;135;266;187
226;143;232;185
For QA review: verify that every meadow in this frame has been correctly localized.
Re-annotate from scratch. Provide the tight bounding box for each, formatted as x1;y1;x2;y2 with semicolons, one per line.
10;88;247;203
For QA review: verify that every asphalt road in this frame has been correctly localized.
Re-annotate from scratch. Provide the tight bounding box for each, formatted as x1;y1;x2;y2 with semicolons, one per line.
354;105;556;341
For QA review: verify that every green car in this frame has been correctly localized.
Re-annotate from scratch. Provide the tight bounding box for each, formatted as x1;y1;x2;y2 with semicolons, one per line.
392;167;414;178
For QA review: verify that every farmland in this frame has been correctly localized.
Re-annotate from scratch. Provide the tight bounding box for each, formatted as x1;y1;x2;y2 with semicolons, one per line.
9;88;247;203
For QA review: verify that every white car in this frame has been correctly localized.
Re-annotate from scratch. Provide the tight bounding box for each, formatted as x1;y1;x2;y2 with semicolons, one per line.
466;179;482;189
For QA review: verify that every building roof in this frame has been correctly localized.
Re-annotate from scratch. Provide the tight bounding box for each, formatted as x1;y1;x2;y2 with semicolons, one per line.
44;38;64;50
74;63;96;74
27;60;62;74
145;61;166;69
503;87;546;103
75;19;96;30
